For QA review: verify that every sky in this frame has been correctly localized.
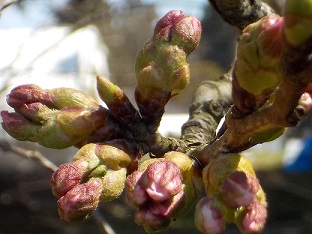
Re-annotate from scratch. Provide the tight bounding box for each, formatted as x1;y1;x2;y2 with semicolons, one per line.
0;0;208;29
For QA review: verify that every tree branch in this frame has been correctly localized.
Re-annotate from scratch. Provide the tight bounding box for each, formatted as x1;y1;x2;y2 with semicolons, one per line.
208;0;274;30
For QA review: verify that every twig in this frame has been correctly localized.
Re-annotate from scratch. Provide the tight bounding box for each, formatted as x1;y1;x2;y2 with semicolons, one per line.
0;139;58;172
93;209;116;234
0;0;20;12
208;0;274;30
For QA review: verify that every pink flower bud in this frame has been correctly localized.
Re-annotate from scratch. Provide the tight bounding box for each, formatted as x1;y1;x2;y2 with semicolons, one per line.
1;84;109;149
220;171;260;208
194;197;225;234
57;178;103;222
154;10;201;54
141;160;183;201
51;160;88;198
238;200;267;233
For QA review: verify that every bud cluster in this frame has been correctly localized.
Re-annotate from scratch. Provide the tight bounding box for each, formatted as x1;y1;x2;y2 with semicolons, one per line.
1;84;112;148
195;153;267;234
135;10;201;129
51;139;142;222
125;151;203;233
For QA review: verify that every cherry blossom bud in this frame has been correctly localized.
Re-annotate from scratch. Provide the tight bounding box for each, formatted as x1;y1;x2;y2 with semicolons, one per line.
233;14;284;114
96;75;142;126
6;84;99;110
100;168;127;202
135;10;201;130
1;85;109;148
235;200;267;234
57;178;103;222
203;153;256;195
141;160;183;201
194;196;225;234
220;171;260;208
51;159;88;198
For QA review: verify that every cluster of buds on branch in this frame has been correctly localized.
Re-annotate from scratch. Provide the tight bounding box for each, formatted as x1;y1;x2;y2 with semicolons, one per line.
2;0;312;233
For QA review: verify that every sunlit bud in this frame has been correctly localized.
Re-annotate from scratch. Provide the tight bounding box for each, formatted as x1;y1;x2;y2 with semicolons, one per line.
134;206;171;233
57;178;103;222
51;160;88;198
164;151;204;217
194;196;225;234
284;0;312;46
220;171;260;208
6;84;99;110
235;200;267;234
153;10;201;53
203;153;256;195
1;85;109;148
96;75;141;125
140;160;183;202
233;14;284;114
135;10;201;130
99;168;127;202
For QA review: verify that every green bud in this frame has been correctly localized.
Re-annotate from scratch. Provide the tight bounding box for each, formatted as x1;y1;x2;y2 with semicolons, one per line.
100;168;127;202
73;144;101;172
96;75;141;125
233;14;284;114
134;10;201;129
284;0;312;46
203;153;256;195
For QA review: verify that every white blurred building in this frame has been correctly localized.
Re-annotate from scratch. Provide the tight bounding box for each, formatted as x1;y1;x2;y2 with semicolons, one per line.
0;25;110;110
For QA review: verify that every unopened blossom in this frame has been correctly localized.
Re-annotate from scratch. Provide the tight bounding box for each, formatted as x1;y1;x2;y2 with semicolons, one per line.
51;159;89;198
1;84;110;148
236;199;268;234
233;14;284;114
141;160;183;201
135;10;201;129
220;171;260;208
57;178;103;222
194;196;225;234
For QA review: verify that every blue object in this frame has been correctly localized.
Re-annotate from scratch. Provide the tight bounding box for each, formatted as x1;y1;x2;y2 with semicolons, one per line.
284;135;312;173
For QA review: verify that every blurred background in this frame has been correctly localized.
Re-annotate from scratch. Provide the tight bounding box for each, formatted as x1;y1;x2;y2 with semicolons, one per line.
0;0;312;233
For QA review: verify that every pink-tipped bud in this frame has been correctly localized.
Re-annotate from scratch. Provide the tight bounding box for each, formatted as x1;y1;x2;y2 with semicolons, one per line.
51;160;88;198
194;196;225;234
57;178;103;222
220;171;260;208
141;160;183;202
237;200;267;234
154;10;201;54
